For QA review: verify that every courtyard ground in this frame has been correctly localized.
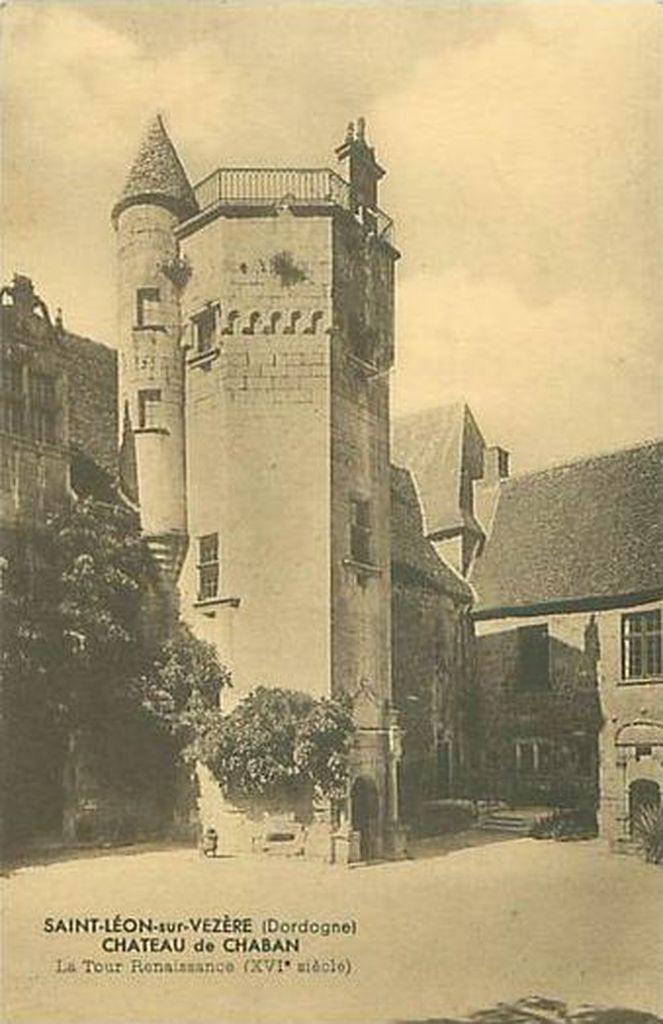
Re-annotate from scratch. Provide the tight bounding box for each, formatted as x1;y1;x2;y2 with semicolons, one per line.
2;834;661;1024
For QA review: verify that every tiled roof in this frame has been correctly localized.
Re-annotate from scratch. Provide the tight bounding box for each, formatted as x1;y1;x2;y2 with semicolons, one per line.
471;440;663;615
112;115;198;223
391;465;472;602
391;403;484;536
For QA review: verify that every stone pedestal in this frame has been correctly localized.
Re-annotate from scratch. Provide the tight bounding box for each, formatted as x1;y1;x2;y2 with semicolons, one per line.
384;821;409;860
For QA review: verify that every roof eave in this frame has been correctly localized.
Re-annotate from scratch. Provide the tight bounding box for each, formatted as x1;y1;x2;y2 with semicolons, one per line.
472;586;663;621
111;191;198;227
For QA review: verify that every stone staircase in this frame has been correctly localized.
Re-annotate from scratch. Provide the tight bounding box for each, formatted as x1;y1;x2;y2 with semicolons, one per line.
477;806;550;836
478;813;533;835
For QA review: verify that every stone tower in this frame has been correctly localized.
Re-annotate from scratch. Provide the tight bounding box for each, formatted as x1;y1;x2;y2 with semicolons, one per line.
113;115;403;859
112;115;197;578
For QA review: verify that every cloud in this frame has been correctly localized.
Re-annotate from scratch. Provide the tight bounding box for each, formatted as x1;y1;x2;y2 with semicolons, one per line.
393;267;661;470
373;4;660;306
1;2;659;469
2;3;239;339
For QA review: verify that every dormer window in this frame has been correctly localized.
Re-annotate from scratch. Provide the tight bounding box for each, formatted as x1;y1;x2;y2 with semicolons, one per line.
136;287;162;328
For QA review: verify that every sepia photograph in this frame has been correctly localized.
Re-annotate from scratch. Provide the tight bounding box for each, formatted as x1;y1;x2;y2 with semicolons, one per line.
1;2;661;1022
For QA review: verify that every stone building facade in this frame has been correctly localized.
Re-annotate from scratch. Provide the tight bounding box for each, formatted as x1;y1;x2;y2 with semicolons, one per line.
471;441;662;843
390;466;476;830
112;115;405;859
595;600;663;848
0;273;118;599
472;612;601;807
0;274;120;848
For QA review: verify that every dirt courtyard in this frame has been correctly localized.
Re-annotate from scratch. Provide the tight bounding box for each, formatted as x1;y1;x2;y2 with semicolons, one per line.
2;835;661;1023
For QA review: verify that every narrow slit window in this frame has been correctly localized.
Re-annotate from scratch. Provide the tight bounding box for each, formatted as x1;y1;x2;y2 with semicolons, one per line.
350;498;371;565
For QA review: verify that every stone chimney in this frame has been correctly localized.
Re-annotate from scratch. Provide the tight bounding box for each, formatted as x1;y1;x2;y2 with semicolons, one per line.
335;117;386;215
474;445;510;542
483;445;510;484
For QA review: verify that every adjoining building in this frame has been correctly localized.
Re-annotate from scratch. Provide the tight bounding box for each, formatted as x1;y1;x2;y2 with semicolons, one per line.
390;465;475;831
0;274;120;849
470;441;662;845
391;402;505;816
0;272;118;625
112;115;406;860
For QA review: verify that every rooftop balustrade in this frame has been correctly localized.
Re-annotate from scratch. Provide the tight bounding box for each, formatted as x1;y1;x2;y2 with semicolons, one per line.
193;167;394;244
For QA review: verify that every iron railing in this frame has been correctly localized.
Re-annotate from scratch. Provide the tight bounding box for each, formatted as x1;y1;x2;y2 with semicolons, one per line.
193;167;394;244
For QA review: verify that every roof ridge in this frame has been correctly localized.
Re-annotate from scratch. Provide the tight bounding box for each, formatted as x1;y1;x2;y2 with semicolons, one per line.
503;437;662;485
393;399;465;424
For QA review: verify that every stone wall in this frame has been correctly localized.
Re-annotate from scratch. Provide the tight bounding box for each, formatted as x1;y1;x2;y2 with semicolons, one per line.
392;578;475;826
595;600;663;847
330;217;394;711
390;465;475;829
475;611;601;806
179;209;332;703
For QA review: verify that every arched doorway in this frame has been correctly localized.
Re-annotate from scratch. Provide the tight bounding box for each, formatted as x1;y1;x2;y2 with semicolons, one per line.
629;779;660;834
351;777;379;861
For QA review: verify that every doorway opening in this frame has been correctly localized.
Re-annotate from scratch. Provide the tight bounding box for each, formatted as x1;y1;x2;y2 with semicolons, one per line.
350;777;379;861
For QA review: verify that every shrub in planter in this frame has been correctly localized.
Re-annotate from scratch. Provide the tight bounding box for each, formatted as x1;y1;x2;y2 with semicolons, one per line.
633;805;663;864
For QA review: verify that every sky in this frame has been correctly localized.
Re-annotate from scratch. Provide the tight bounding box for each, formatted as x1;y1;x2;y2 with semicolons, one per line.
2;0;661;472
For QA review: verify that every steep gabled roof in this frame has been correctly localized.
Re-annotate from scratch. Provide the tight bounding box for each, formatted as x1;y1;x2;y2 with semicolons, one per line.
112;115;198;224
471;440;663;617
391;465;472;602
391;402;485;538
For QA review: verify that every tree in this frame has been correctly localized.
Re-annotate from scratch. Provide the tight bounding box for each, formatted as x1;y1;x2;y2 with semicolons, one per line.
3;497;157;731
137;621;231;757
197;686;355;807
1;493;237;852
2;497;155;848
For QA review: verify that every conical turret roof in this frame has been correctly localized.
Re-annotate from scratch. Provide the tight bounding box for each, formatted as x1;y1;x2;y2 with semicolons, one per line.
112;115;198;224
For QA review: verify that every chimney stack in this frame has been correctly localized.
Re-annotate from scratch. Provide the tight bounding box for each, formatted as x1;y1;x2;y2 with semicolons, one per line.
483;445;510;484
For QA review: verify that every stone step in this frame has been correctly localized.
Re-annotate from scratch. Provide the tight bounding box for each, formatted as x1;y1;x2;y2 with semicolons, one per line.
478;816;533;834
